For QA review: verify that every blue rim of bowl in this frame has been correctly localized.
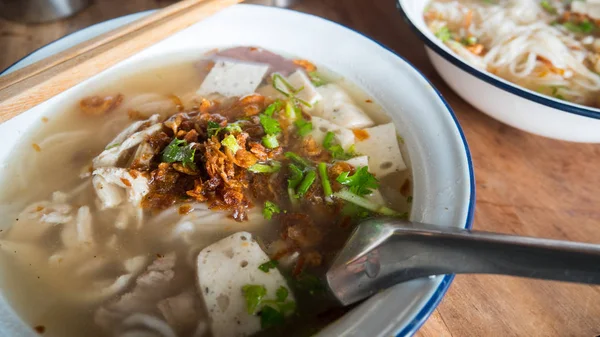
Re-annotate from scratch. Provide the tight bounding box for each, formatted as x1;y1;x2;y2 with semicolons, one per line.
396;1;600;121
0;5;476;337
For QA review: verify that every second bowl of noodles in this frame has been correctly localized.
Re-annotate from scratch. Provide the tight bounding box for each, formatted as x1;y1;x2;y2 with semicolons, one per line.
398;0;600;142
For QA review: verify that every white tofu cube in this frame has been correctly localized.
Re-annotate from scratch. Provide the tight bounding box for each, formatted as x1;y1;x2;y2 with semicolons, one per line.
353;123;407;178
283;70;322;106
314;84;374;129
198;60;269;98
344;155;369;168
197;232;294;337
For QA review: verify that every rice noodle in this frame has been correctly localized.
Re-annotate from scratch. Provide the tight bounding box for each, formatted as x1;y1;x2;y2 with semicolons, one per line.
425;0;600;107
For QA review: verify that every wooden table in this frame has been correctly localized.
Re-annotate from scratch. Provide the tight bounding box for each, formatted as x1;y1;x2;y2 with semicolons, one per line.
2;1;600;336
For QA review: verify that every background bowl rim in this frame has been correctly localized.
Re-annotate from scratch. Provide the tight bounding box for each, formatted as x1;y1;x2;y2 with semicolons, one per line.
0;5;476;336
396;0;600;121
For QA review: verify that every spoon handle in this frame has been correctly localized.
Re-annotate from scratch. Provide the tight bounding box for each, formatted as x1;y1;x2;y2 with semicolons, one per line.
326;219;600;306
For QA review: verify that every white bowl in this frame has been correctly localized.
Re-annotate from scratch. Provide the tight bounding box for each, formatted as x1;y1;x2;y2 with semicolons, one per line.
398;0;600;143
0;5;474;337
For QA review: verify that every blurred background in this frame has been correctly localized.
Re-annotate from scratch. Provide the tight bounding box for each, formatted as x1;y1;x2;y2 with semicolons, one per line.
0;0;417;74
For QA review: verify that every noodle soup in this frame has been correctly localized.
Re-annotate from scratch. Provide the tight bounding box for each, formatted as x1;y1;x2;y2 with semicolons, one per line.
0;47;412;337
424;0;600;108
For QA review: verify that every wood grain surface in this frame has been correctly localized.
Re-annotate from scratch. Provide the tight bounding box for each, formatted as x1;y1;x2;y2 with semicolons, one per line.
1;0;600;336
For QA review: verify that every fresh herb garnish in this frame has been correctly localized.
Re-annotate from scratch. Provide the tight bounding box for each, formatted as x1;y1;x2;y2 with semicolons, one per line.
285;101;300;120
249;161;281;173
207;121;221;137
540;0;556;14
260;114;282;136
308;71;326;87
322;131;354;160
221;134;240;154
287;164;305;189
262;134;280;149
342;202;372;220
551;86;567;100
461;36;478;46
336;166;379;196
563;20;594;34
260;305;285;329
436;26;452;42
161;138;196;169
105;143;120;150
264;100;284;117
284;152;312;168
259;104;282;149
295;273;325;295
296;170;317;198
318;162;333;199
272;73;312;108
242;284;295;328
225;123;242;134
207;121;242;137
258;260;279;272
242;284;267;314
287;163;305;203
275;286;288;302
407;196;413;203
294;118;313;137
263;201;281;220
334;189;400;216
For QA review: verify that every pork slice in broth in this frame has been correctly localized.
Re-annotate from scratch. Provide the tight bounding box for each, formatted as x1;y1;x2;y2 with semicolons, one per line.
95;253;208;337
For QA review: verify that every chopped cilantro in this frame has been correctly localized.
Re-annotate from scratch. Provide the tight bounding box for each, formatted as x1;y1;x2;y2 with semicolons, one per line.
336;166;379;196
161;138;196;169
264;100;284;117
258;260;279;272
294;118;313;137
249;161;281;173
276;300;296;314
407;196;413;203
221;134;240;154
207;121;221;137
262;134;280;149
260;113;282;135
260;305;285;329
242;284;295;328
242;284;267;314
435;26;452;42
275;286;288;302
308;71;326;87
263;201;281;220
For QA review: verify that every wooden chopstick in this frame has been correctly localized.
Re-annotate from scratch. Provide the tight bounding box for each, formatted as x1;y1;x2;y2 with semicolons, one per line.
0;0;242;123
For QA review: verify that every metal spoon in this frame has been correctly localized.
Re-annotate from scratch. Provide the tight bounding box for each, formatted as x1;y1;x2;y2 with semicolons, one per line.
326;218;600;306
